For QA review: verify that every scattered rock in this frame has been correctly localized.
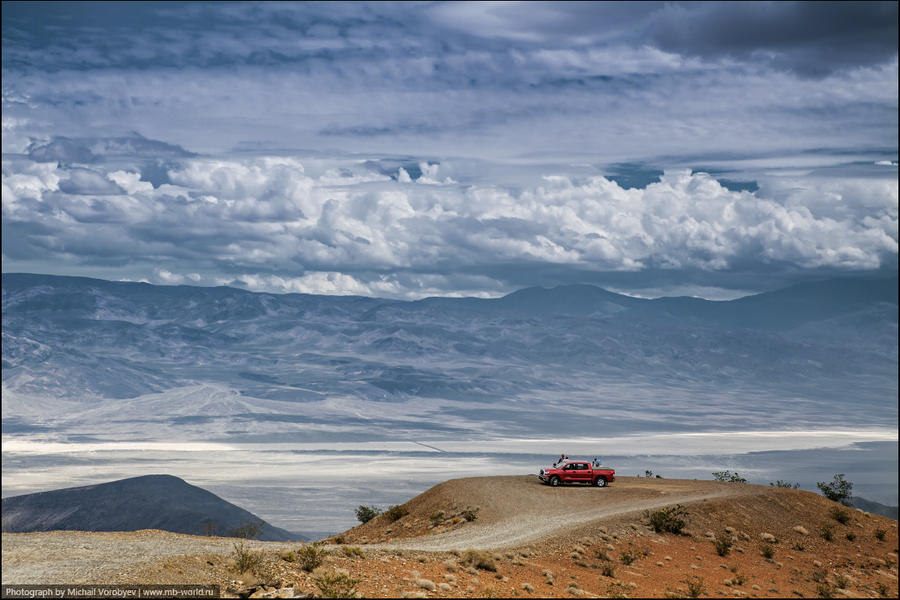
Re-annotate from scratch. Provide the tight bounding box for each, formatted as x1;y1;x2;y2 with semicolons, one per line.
760;533;777;543
792;526;809;535
438;582;452;592
522;582;535;592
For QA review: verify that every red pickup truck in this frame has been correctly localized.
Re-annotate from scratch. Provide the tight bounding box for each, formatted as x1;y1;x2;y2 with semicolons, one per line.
539;461;615;487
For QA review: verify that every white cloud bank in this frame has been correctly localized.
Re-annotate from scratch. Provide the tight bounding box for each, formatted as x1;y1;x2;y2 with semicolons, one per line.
3;154;897;298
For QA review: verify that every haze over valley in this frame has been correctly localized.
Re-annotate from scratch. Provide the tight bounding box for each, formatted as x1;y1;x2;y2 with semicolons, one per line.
3;274;897;536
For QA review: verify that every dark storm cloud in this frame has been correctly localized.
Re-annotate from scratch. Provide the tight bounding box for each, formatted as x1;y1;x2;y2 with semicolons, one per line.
647;1;900;76
431;1;898;76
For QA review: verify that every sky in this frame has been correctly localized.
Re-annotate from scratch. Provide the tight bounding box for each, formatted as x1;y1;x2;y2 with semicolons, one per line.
2;1;898;300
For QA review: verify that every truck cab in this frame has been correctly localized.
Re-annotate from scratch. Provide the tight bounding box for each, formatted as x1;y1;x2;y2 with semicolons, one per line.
538;461;615;487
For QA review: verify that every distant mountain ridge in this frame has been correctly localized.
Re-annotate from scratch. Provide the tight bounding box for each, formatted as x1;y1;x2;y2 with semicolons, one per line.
3;271;896;324
1;474;306;541
2;272;896;440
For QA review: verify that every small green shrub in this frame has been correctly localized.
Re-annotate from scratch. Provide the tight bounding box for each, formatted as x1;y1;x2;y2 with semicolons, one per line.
714;531;733;556
315;570;359;598
280;550;296;562
355;505;383;524
712;470;747;483
461;549;497;572
770;480;801;488
462;507;480;522
645;504;687;534
430;511;445;526
817;474;853;506
759;543;775;559
297;542;330;572
830;506;851;525
384;504;409;522
821;525;834;542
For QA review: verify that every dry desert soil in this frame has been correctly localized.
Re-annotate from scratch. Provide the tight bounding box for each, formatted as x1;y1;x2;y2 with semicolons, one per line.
2;475;898;598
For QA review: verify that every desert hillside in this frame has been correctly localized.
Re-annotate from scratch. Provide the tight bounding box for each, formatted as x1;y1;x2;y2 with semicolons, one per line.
2;475;897;598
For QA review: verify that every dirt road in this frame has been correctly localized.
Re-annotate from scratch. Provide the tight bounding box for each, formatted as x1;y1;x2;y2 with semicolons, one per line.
0;476;751;584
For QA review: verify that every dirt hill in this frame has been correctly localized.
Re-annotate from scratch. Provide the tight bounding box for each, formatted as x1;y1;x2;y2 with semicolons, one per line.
2;475;897;598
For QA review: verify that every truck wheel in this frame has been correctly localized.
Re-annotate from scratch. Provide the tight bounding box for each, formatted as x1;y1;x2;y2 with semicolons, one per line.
594;477;607;487
550;476;560;487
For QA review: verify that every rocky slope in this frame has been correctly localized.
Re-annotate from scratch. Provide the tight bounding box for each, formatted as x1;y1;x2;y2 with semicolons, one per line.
2;475;897;598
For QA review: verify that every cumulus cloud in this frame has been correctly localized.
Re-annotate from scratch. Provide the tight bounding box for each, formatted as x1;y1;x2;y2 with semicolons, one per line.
2;3;896;297
2;155;896;298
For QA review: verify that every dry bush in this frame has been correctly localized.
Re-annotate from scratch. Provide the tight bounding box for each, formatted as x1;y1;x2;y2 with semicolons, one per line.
759;543;775;559
297;542;330;572
645;504;688;534
315;569;359;598
385;504;409;522
232;541;263;574
461;549;497;572
833;573;849;589
684;576;705;598
821;525;834;542
341;545;365;559
601;562;616;577
714;531;734;556
874;528;886;541
619;544;647;565
830;506;851;525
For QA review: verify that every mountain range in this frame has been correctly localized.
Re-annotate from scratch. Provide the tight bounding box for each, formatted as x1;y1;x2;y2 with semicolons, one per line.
2;272;896;441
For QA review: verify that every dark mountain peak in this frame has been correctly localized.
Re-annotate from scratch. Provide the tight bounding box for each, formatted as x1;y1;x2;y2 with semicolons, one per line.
496;283;644;316
2;475;306;541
